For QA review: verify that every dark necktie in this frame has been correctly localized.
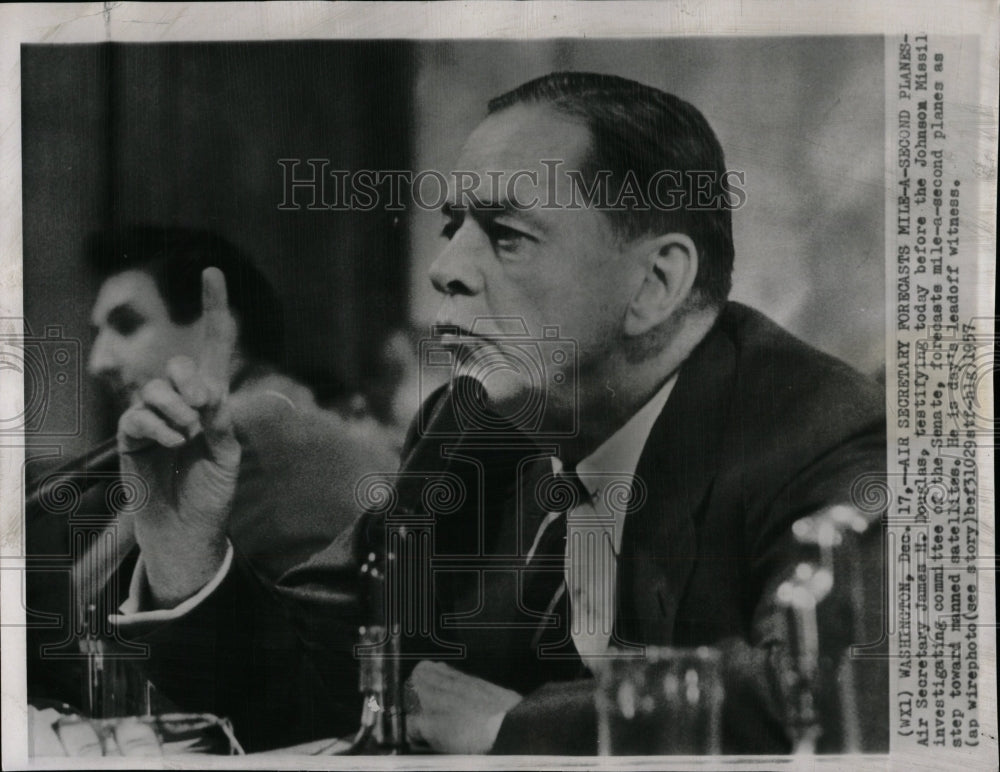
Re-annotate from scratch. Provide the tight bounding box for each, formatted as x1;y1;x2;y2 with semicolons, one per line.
522;467;590;652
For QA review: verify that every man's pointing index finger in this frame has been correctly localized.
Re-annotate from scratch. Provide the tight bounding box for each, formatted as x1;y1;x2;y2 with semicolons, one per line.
199;267;237;387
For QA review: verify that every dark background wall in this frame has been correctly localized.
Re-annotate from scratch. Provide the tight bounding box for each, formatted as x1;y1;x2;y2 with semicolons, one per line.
22;42;412;463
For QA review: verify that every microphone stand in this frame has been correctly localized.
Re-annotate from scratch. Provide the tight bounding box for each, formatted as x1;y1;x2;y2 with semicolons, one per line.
318;538;408;756
775;504;883;754
330;376;489;755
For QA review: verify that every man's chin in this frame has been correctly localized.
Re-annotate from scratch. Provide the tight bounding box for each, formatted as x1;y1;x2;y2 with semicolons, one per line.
451;371;543;430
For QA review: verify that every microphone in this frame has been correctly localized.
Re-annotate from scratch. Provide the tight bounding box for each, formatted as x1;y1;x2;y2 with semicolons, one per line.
24;436;120;513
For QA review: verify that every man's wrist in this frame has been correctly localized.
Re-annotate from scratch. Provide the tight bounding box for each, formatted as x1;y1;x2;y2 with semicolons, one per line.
136;526;228;608
114;542;234;623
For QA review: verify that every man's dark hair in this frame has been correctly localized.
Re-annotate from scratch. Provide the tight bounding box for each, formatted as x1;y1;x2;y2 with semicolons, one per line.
489;72;735;307
85;225;285;366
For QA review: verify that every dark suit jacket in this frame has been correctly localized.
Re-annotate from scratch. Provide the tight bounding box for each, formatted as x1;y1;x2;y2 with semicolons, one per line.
113;302;887;754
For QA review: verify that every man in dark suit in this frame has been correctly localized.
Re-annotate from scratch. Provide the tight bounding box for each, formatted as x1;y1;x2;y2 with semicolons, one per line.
109;72;886;754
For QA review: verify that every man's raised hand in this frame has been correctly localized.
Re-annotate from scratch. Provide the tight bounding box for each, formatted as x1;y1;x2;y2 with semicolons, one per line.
118;268;241;607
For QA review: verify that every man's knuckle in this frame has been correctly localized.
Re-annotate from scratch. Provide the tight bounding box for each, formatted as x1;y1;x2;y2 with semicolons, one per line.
140;379;161;401
122;410;153;437
180;376;207;402
167;354;193;372
118;411;136;435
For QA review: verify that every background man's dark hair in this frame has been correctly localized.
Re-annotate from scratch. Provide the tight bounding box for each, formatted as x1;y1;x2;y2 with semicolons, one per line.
85;224;286;366
489;71;735;307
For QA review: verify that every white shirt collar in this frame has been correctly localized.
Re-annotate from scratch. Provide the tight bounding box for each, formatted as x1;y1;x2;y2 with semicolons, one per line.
552;372;678;496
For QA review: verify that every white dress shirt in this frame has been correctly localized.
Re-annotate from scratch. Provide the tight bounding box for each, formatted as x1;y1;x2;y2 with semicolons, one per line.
112;543;233;626
545;373;677;672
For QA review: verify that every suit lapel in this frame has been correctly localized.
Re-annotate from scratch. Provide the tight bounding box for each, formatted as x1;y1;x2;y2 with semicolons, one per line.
395;380;557;688
616;315;737;645
400;334;739;658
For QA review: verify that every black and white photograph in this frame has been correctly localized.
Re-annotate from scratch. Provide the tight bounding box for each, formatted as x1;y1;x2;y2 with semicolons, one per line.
1;3;995;769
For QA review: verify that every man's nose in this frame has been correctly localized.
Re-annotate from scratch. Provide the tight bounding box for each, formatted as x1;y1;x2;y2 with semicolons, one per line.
87;331;115;379
428;226;486;297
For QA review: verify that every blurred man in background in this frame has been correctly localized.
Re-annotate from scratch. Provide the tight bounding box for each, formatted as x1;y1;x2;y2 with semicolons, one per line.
27;225;397;712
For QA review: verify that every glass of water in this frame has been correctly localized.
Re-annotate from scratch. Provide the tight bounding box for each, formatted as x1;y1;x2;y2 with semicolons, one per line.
595;646;724;755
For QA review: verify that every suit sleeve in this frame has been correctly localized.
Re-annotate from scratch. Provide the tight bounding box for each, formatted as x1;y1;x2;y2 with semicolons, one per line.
109;519;368;752
104;388;449;752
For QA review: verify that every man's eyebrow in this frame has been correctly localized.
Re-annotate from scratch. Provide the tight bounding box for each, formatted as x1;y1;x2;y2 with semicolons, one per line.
441;199;549;233
96;303;142;328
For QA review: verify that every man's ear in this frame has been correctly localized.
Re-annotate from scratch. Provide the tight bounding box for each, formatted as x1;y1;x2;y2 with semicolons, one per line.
623;233;699;337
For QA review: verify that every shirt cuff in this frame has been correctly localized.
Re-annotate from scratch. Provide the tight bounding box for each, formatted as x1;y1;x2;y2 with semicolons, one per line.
110;542;234;625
